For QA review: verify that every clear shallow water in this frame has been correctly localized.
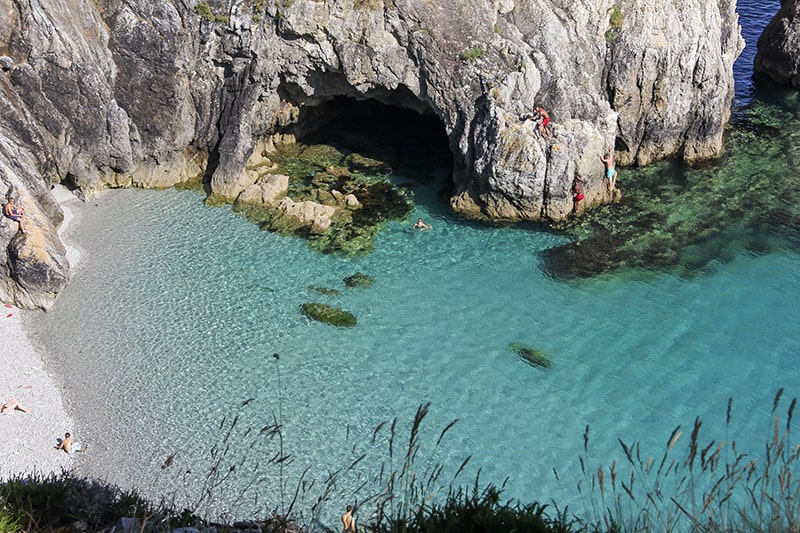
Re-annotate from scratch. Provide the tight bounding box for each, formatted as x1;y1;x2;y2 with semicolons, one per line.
26;1;800;527
29;185;800;525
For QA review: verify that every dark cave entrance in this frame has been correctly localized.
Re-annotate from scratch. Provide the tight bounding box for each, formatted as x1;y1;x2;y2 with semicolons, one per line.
293;95;454;205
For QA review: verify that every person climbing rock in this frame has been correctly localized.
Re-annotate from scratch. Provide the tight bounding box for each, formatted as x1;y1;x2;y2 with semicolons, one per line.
572;176;585;214
535;106;553;140
602;151;617;192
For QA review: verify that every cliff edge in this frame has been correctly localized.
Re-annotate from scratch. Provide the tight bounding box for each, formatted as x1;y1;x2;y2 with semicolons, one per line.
0;0;742;308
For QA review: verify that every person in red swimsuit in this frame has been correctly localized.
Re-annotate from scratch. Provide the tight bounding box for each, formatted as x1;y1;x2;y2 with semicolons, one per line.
572;176;585;214
535;106;552;140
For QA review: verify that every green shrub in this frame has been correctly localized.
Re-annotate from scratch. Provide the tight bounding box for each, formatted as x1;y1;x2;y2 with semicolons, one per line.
193;2;229;24
609;4;624;28
459;46;485;62
605;5;623;44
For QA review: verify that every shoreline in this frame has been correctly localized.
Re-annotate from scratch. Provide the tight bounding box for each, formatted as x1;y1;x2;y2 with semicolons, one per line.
0;186;82;480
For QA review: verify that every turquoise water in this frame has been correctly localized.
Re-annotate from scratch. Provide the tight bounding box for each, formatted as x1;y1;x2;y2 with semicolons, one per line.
29;183;800;525
26;1;800;527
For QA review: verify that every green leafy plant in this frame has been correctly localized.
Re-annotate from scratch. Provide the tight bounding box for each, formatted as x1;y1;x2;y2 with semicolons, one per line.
459;46;485;62
193;2;229;24
605;5;623;44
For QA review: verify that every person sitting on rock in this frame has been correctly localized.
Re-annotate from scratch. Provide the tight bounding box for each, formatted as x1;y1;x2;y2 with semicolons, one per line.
3;196;26;234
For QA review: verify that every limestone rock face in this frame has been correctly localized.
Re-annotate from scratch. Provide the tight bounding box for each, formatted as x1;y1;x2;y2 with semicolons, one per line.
755;0;800;88
276;198;337;235
0;0;742;307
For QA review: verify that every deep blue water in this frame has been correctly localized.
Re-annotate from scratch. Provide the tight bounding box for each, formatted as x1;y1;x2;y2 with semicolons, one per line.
27;1;800;528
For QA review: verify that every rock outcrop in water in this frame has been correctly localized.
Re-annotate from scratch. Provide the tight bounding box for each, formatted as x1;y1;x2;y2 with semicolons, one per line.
0;0;742;308
755;0;800;88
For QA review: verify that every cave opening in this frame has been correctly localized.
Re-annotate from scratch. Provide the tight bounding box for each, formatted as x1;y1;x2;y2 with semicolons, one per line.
294;95;454;205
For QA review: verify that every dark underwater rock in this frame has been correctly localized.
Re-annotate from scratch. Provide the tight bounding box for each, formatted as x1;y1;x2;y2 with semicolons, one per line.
300;302;357;327
344;272;374;288
308;285;341;296
508;343;552;368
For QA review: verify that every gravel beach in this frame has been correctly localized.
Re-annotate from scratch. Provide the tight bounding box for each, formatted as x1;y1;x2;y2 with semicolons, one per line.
0;186;82;480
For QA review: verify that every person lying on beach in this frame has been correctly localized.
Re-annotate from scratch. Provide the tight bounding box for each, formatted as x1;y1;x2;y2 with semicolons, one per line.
0;398;30;414
3;197;27;234
55;432;84;454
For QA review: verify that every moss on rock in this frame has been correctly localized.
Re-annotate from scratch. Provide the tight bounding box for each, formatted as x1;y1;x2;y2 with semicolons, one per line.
300;302;357;327
298;144;344;169
344;152;392;174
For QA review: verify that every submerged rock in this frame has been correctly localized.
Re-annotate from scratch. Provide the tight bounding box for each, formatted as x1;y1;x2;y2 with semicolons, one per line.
308;285;341;296
508;343;552;369
300;302;357;328
344;272;374;288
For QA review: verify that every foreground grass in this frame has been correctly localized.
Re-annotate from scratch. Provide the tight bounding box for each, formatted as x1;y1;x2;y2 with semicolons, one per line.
3;390;799;532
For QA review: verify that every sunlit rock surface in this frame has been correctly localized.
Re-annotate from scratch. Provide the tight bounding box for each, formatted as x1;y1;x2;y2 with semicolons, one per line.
0;0;742;307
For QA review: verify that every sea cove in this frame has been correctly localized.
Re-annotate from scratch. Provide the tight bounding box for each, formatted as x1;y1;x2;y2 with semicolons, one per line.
7;0;800;529
27;163;800;526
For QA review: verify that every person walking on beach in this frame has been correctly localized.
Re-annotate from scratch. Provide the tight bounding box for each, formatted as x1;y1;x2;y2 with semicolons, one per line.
54;432;84;454
341;504;357;533
3;196;26;234
0;398;30;414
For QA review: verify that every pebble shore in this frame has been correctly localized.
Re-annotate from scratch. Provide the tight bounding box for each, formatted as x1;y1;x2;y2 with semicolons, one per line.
0;186;82;480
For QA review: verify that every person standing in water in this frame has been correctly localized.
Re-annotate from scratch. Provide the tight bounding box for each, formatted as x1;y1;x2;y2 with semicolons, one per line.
341;504;357;533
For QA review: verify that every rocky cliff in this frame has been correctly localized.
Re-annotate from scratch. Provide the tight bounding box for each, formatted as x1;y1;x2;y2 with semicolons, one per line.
755;0;800;88
0;0;742;309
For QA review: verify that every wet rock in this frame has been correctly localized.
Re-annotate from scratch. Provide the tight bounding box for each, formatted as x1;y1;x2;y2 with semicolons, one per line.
308;285;341;296
344;153;392;174
238;174;289;206
275;197;336;235
508;343;552;368
300;302;357;327
344;272;374;288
